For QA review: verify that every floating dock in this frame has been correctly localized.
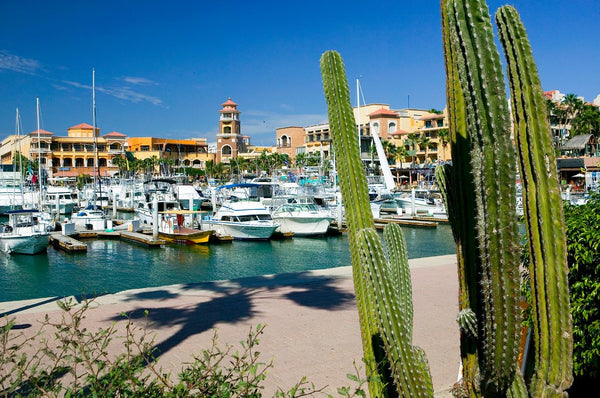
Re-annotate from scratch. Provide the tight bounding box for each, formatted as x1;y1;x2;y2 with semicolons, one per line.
374;217;438;228
50;232;88;252
120;231;164;247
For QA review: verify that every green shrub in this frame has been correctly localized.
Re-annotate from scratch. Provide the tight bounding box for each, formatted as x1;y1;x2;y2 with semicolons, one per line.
564;192;600;378
0;298;366;397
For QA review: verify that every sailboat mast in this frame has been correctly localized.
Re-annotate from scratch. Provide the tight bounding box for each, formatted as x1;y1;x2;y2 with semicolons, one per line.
36;97;43;208
92;68;98;198
356;79;361;153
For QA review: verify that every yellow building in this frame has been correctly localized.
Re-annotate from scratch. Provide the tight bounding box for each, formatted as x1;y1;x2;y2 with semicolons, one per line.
0;123;127;178
127;137;212;168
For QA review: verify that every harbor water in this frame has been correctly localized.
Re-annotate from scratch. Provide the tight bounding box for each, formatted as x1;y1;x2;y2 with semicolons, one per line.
0;224;456;302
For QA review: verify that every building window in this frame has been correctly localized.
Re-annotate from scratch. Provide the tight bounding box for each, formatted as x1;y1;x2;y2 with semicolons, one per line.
99;158;107;167
87;158;94;167
73;144;82;151
437;120;444;127
425;121;432;128
223;126;232;134
63;158;72;167
388;122;396;133
97;145;105;152
141;146;149;151
75;158;84;167
221;145;232;155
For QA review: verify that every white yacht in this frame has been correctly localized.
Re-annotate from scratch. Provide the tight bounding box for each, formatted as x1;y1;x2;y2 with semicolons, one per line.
135;179;180;225
205;199;278;240
70;204;109;231
0;209;51;255
271;200;333;236
40;186;77;215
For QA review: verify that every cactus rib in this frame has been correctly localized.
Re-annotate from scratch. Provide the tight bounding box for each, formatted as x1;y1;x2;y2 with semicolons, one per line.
496;5;573;396
441;0;523;395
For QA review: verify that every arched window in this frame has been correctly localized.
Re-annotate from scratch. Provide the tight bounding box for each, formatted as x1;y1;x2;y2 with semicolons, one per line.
221;145;232;155
99;158;107;167
193;159;201;165
281;135;289;147
75;158;84;167
372;122;379;135
184;159;191;166
87;158;94;167
52;158;60;167
388;122;397;133
63;158;73;167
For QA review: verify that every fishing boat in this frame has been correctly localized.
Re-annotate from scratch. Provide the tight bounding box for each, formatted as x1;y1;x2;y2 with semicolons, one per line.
0;209;51;254
158;210;213;244
204;199;278;240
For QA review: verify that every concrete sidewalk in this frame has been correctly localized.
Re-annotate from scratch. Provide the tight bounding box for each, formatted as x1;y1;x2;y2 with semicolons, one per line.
4;254;459;396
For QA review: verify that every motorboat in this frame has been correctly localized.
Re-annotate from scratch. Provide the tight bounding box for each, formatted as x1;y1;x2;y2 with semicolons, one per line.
39;186;77;215
393;189;446;217
0;209;51;254
70;204;109;231
158;210;213;244
271;201;333;236
135;179;181;225
174;184;209;210
204;199;278;240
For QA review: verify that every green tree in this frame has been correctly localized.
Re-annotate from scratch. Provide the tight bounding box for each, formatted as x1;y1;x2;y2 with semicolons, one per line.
563;193;600;382
437;128;450;161
570;104;600;138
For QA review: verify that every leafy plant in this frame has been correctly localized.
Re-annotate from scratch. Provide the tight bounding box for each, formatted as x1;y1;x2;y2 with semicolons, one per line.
0;298;366;397
563;193;600;379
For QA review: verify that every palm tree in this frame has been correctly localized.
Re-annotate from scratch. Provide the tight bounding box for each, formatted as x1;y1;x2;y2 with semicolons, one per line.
405;133;420;185
571;104;600;138
419;137;432;163
437;128;450;161
111;155;128;176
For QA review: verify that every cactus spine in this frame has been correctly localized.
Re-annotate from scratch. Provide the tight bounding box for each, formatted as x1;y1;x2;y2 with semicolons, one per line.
440;0;524;395
320;50;433;397
496;6;573;396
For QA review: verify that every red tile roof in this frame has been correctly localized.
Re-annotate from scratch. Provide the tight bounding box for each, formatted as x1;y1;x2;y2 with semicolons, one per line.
104;131;126;137
69;123;95;129
221;98;238;107
391;130;409;135
368;108;398;117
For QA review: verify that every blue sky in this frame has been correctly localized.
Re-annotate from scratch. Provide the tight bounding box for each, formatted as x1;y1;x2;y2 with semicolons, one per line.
1;0;598;146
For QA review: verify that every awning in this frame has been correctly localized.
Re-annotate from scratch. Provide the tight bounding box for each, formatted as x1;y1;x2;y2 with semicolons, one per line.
562;134;593;150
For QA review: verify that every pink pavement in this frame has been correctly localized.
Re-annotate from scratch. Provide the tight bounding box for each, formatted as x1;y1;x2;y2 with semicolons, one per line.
4;254;459;396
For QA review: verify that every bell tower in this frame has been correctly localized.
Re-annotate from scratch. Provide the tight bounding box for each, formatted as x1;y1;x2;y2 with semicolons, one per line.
216;98;245;163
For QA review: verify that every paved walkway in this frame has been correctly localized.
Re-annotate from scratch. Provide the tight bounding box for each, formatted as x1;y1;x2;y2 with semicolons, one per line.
2;254;459;397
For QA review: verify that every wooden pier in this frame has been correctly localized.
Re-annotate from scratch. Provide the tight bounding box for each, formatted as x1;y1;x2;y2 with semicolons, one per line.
374;217;438;228
120;231;164;247
50;233;88;252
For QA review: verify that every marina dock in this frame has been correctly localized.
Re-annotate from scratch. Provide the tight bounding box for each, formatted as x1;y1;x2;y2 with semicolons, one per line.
50;232;88;252
120;231;164;246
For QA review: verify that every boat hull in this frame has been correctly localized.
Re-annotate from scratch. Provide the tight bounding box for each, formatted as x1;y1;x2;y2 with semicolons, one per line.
273;216;331;236
0;233;50;255
158;228;213;244
206;221;277;240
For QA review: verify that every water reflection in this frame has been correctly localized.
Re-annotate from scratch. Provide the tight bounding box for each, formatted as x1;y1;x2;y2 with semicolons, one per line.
0;225;455;302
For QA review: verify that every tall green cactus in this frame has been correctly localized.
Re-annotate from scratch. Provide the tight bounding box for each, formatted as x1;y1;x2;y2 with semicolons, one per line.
440;0;523;395
496;6;573;397
320;50;433;397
